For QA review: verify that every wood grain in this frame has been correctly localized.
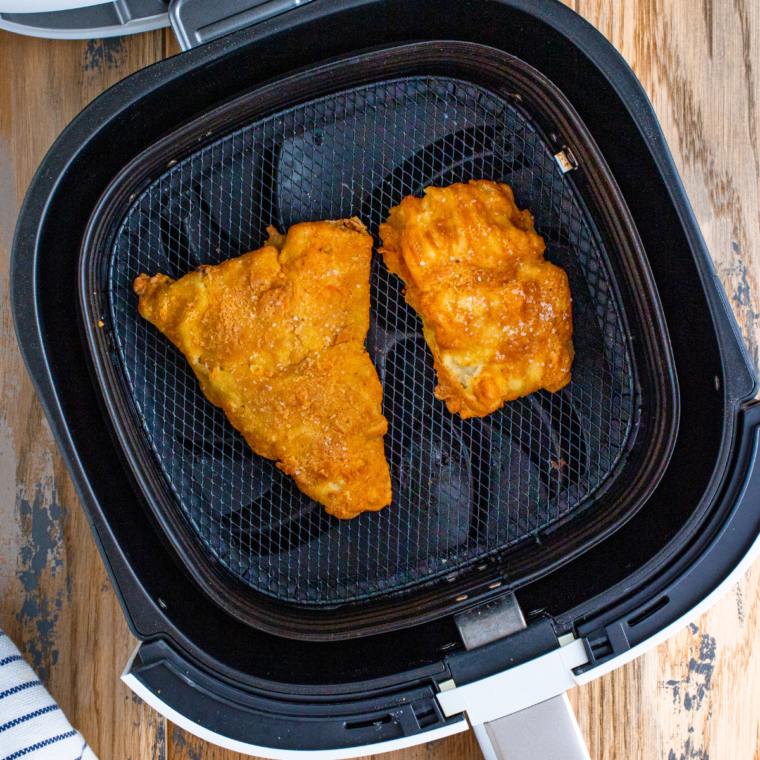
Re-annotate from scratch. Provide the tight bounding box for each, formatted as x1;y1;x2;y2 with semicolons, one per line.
0;29;169;760
0;1;758;758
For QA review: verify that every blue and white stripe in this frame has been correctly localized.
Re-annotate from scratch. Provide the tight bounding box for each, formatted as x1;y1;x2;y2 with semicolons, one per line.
0;631;97;759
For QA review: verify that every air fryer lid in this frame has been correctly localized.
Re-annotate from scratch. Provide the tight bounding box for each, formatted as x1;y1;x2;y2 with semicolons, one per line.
79;41;678;639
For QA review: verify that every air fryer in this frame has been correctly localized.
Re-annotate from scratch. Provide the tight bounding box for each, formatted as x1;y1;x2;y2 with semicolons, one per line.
8;1;760;759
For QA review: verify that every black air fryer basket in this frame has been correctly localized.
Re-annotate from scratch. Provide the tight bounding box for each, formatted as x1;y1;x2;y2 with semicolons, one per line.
11;0;760;755
79;41;677;638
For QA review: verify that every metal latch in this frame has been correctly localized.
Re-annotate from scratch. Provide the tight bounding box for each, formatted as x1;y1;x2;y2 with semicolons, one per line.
554;148;578;174
455;591;526;650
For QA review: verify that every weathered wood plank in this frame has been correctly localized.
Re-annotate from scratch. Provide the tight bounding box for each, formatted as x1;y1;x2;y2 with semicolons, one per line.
0;29;169;760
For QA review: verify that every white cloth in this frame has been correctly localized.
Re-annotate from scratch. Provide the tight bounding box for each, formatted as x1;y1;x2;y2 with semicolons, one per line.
0;630;97;760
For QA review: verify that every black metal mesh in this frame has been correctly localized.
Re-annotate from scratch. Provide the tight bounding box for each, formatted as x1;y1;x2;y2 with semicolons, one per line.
108;77;637;605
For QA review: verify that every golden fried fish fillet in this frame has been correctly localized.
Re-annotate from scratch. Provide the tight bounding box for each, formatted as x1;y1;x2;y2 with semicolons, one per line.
380;180;573;419
134;218;392;519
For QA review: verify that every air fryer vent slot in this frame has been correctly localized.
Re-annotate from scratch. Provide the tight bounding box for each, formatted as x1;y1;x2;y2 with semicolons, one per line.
413;701;441;729
586;629;614;661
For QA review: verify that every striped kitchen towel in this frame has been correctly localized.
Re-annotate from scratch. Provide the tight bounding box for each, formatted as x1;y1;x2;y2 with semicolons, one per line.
0;630;97;760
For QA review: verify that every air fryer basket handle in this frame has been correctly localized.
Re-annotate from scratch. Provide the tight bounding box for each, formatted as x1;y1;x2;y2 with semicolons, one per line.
474;694;590;760
168;0;316;50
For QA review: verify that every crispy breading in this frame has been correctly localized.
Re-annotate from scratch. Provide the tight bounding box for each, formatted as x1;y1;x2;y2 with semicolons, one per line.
380;180;573;418
134;218;392;519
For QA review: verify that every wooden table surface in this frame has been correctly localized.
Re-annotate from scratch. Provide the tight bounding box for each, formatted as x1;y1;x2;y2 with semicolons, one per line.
1;2;759;758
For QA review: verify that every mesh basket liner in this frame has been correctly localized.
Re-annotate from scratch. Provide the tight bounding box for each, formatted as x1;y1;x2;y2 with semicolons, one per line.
109;77;637;605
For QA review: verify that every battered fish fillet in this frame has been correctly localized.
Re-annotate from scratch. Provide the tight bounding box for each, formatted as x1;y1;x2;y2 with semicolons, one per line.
379;180;573;419
134;219;392;519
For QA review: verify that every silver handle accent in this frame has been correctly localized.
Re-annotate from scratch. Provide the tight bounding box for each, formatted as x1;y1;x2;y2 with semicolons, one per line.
473;694;590;760
169;0;315;50
455;591;526;650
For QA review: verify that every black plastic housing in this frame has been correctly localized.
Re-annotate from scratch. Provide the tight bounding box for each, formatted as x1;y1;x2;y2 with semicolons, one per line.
10;0;760;751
